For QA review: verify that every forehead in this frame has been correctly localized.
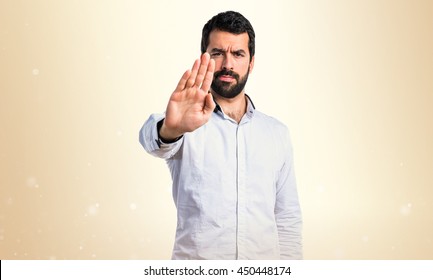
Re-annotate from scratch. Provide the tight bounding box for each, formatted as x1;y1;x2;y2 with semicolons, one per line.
207;30;249;51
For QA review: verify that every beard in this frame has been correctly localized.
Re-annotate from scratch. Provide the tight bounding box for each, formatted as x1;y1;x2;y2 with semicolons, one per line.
211;68;249;99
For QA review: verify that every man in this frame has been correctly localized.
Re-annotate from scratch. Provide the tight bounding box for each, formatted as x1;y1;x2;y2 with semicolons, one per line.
139;11;302;259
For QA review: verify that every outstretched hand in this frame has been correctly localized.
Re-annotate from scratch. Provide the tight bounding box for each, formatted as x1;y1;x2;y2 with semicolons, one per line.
159;53;216;141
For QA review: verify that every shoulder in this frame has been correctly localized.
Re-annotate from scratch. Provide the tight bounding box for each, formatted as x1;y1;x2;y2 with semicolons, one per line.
254;110;290;134
253;110;293;149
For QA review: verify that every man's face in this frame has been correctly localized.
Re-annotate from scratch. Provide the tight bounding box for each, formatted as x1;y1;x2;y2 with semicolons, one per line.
206;30;255;99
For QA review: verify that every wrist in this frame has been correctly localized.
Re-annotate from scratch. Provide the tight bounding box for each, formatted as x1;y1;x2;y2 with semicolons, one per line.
157;119;183;143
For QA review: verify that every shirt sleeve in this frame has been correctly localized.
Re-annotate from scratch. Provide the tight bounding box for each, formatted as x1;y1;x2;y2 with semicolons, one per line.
274;128;303;259
139;113;183;159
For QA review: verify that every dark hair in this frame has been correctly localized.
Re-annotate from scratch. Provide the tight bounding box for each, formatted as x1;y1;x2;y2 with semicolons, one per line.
201;11;255;61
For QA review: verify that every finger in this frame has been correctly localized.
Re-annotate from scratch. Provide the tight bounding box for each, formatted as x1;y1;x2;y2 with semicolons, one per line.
194;53;210;87
174;69;191;92
200;58;215;93
185;58;200;88
203;92;216;115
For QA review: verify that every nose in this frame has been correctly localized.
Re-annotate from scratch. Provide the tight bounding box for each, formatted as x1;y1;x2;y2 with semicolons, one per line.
222;53;234;70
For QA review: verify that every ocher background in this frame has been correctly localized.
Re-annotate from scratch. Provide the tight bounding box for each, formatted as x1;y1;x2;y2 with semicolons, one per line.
1;0;432;259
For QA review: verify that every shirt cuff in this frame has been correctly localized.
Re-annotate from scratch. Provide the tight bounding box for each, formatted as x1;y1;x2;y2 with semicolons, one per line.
156;119;183;147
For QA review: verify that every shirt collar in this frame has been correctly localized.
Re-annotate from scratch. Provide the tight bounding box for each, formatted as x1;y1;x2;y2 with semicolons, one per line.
213;94;256;117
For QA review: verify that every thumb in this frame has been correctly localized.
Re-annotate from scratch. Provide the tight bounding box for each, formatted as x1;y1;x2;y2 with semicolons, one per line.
203;92;216;115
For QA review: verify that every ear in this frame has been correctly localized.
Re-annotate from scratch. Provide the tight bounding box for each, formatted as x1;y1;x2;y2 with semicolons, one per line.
249;56;255;73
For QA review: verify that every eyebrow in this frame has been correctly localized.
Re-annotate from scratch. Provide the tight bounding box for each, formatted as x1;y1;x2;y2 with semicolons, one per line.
210;48;247;55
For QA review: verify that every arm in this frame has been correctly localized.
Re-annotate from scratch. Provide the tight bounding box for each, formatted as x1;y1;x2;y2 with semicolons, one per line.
139;114;184;159
274;129;303;259
139;53;216;159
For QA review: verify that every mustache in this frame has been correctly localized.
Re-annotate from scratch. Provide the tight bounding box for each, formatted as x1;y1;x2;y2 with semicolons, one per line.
214;69;240;80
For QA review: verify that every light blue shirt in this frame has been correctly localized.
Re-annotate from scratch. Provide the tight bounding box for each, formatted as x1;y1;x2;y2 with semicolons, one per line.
139;96;302;259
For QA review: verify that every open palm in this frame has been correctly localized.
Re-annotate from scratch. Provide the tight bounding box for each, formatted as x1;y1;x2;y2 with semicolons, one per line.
160;53;216;140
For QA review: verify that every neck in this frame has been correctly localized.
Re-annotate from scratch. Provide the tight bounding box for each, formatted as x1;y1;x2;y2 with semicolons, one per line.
212;91;247;123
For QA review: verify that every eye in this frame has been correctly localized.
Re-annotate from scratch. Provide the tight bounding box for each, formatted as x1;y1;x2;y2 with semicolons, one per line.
211;52;222;57
233;52;245;57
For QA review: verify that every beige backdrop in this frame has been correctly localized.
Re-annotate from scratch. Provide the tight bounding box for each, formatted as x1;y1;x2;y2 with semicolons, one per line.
1;0;432;259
